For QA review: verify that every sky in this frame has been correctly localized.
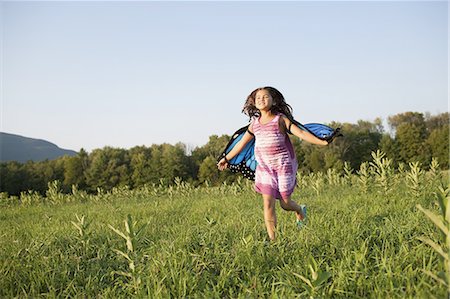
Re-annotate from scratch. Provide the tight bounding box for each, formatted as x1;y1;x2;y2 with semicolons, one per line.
1;0;448;152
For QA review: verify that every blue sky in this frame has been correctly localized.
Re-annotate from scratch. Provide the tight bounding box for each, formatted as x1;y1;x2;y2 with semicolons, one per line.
1;1;448;152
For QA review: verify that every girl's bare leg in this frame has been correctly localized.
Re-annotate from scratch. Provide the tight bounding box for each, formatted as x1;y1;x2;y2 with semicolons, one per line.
262;194;277;240
279;196;305;221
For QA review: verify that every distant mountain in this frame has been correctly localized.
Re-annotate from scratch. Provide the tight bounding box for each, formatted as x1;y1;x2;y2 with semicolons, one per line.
0;132;77;163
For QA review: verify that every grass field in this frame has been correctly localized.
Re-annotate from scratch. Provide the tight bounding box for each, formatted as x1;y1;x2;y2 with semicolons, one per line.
1;155;448;298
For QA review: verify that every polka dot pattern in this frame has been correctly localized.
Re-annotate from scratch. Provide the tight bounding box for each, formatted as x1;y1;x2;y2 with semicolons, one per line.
228;161;255;181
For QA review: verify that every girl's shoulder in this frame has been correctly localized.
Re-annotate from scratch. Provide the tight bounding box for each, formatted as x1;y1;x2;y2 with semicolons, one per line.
277;113;290;124
277;114;292;134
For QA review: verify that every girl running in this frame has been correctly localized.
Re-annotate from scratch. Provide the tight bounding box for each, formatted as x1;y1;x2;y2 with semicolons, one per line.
217;87;329;240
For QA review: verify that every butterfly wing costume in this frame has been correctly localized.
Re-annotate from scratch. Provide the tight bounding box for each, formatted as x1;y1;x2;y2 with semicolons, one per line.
218;120;342;181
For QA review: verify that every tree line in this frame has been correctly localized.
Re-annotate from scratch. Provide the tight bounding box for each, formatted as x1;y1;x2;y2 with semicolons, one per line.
1;111;448;196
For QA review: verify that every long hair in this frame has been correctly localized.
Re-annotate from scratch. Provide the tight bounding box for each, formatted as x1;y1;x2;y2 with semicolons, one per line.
242;86;294;121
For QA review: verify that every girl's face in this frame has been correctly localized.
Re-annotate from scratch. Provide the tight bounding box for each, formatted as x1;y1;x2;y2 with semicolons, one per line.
255;89;273;111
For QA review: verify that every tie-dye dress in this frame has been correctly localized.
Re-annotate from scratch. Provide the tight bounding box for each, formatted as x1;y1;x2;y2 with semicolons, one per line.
252;114;298;200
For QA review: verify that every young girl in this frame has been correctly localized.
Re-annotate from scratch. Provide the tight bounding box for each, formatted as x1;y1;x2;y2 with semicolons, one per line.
217;87;328;241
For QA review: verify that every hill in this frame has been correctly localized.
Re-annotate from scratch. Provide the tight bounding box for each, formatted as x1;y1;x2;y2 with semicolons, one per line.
0;132;77;162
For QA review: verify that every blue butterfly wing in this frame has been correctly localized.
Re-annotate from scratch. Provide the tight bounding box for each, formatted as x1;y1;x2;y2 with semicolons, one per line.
225;130;245;162
246;155;257;171
219;125;257;180
293;120;342;142
304;123;335;139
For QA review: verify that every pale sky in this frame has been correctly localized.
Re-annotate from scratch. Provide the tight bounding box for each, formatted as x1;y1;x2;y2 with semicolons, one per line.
1;1;448;152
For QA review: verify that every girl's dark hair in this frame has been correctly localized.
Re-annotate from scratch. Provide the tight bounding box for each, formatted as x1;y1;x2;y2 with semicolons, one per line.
242;86;294;121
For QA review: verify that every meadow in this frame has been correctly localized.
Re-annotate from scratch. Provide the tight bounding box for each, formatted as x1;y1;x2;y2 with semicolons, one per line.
0;151;448;298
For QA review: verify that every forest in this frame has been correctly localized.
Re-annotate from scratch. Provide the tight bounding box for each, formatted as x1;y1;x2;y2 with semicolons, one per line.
1;111;448;196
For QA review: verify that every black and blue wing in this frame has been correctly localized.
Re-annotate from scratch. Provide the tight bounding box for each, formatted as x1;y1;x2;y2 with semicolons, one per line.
218;125;256;180
293;121;342;143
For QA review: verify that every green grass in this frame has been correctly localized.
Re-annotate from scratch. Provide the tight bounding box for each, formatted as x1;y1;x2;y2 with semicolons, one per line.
0;169;448;298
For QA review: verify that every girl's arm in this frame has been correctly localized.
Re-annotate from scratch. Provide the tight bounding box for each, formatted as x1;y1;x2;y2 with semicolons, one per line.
217;130;254;170
282;117;328;146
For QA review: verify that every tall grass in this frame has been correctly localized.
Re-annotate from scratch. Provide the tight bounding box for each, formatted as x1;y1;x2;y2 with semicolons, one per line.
0;151;448;298
417;185;450;297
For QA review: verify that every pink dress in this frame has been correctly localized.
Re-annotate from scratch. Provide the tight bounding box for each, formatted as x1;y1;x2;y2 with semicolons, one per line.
252;114;298;199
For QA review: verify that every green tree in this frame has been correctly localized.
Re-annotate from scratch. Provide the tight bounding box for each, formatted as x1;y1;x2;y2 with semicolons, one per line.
425;112;449;132
388;112;427;132
129;146;154;187
85;147;131;191
0;161;28;195
148;144;164;183
426;124;449;169
324;151;343;171
198;156;220;184
191;135;230;162
302;147;325;173
24;160;65;194
379;134;401;166
160;143;190;183
396;122;430;165
330;121;382;170
388;111;433;166
63;149;88;190
191;134;233;182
